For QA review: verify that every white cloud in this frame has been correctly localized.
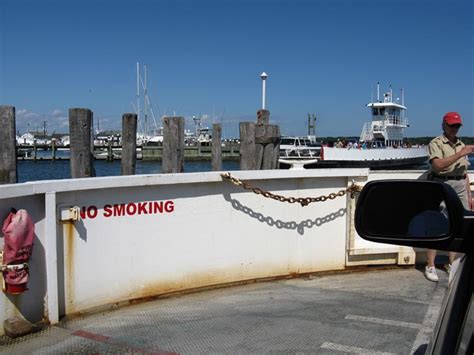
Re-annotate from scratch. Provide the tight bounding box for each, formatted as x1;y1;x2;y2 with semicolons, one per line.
16;109;40;120
52;109;63;117
15;108;69;134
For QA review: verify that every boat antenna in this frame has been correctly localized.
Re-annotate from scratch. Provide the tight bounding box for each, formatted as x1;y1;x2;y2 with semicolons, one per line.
377;82;380;102
389;84;393;102
401;88;404;106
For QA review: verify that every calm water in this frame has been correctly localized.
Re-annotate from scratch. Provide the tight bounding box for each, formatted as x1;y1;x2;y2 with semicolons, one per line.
16;154;474;183
17;160;240;183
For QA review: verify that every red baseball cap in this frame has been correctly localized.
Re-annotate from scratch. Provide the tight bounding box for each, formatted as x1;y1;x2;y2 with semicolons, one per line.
443;112;462;125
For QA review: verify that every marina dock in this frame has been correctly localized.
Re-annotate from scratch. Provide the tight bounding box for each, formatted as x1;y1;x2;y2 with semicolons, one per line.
16;143;240;161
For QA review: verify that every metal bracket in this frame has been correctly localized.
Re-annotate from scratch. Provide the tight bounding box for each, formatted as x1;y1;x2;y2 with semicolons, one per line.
59;206;81;222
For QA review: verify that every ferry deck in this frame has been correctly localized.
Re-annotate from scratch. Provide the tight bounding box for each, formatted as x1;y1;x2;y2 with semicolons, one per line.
0;168;472;353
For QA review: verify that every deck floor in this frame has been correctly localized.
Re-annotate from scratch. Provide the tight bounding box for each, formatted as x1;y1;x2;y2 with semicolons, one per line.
0;266;449;354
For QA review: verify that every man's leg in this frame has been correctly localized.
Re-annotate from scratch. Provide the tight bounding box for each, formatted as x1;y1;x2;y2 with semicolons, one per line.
427;249;437;267
425;249;439;282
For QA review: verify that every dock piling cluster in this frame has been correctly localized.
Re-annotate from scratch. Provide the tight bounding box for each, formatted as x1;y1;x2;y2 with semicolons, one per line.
240;109;280;170
2;105;282;183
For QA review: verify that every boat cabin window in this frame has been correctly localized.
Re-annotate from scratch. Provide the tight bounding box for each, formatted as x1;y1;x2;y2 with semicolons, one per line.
281;138;295;145
372;108;385;116
389;108;401;117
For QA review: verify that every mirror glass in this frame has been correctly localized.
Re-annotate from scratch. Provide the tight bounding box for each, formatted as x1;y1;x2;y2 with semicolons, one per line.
407;209;449;238
356;181;452;240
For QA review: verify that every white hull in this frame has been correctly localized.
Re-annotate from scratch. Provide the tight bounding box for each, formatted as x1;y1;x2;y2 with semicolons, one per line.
322;146;427;162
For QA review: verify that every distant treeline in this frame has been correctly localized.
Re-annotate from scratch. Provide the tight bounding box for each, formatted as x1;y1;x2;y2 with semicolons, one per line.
318;136;474;145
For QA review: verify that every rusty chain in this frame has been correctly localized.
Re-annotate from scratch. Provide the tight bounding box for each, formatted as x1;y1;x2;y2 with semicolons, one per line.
221;172;362;207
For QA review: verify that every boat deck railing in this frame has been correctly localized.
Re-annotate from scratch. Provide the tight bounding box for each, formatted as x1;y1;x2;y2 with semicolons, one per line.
0;169;471;337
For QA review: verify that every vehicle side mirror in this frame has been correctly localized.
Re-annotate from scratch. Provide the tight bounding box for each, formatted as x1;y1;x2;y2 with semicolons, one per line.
355;180;473;253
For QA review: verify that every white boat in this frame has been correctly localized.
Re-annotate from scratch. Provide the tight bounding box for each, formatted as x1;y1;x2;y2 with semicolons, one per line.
279;136;321;159
317;84;428;169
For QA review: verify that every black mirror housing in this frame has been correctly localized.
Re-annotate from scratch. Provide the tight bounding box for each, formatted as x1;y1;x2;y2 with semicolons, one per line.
355;180;473;253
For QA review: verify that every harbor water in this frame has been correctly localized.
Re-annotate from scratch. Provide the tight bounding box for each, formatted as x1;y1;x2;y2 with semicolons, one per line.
16;152;474;183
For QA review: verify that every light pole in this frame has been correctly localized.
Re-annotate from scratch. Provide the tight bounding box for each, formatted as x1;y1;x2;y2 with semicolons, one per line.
260;72;268;109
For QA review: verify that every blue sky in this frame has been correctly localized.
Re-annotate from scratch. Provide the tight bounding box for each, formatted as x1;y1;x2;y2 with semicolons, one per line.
1;0;472;138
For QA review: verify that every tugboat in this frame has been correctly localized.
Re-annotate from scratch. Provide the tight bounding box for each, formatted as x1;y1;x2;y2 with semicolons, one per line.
316;83;428;169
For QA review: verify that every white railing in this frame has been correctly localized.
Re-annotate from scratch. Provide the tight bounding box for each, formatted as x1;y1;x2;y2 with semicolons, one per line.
371;115;409;128
359;122;373;141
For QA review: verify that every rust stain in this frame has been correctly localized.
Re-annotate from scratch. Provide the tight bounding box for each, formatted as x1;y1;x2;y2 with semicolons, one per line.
64;222;75;309
61;262;410;319
72;329;179;355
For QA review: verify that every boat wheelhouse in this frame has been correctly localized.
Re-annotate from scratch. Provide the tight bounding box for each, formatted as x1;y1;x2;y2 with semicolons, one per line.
360;83;408;148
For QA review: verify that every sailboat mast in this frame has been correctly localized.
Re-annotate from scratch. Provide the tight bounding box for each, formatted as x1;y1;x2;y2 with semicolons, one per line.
144;64;148;138
136;62;140;126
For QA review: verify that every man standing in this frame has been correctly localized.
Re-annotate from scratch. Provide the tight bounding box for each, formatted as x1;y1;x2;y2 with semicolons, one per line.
425;112;474;282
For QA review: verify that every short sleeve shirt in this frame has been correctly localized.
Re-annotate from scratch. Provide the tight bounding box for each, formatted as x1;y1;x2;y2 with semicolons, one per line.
428;135;469;175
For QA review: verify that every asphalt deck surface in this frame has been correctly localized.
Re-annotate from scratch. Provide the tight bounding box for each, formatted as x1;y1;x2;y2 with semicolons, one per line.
0;266;449;354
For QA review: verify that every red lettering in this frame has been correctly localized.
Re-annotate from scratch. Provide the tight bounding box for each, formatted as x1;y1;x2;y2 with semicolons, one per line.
165;201;174;213
154;201;163;213
113;204;125;216
126;203;137;215
137;202;148;214
81;200;174;219
87;206;98;219
103;204;112;217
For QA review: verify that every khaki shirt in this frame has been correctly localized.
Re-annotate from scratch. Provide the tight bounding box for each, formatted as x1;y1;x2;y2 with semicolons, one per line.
428;135;469;175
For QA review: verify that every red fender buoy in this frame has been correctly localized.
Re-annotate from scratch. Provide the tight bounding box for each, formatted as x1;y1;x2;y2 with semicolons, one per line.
2;210;34;294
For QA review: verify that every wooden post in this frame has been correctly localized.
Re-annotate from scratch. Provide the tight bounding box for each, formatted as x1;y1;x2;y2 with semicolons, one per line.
162;116;184;173
0;106;17;184
107;140;113;162
121;113;137;175
33;139;37;161
271;126;281;169
211;123;222;171
257;109;270;126
69;108;95;178
262;125;280;169
242;109;280;170
51;139;56;161
239;122;256;170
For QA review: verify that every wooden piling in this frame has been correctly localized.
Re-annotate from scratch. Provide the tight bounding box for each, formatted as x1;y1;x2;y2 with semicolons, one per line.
261;125;280;169
51;140;56;161
107;140;113;162
211;123;222;171
121;113;137;175
162;116;185;173
0;106;17;184
239;122;256;170
33;140;37;162
69;108;95;178
240;109;280;170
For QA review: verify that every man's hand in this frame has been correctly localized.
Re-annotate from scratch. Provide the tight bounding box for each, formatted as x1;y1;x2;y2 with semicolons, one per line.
459;145;474;157
432;145;474;172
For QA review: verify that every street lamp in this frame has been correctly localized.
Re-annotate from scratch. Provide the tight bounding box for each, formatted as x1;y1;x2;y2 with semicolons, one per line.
260;72;268;110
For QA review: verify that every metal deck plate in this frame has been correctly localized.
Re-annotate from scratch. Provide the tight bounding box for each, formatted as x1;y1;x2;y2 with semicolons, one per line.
0;267;447;354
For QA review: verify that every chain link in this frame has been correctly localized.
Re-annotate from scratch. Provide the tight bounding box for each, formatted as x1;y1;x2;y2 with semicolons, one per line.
221;172;362;207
